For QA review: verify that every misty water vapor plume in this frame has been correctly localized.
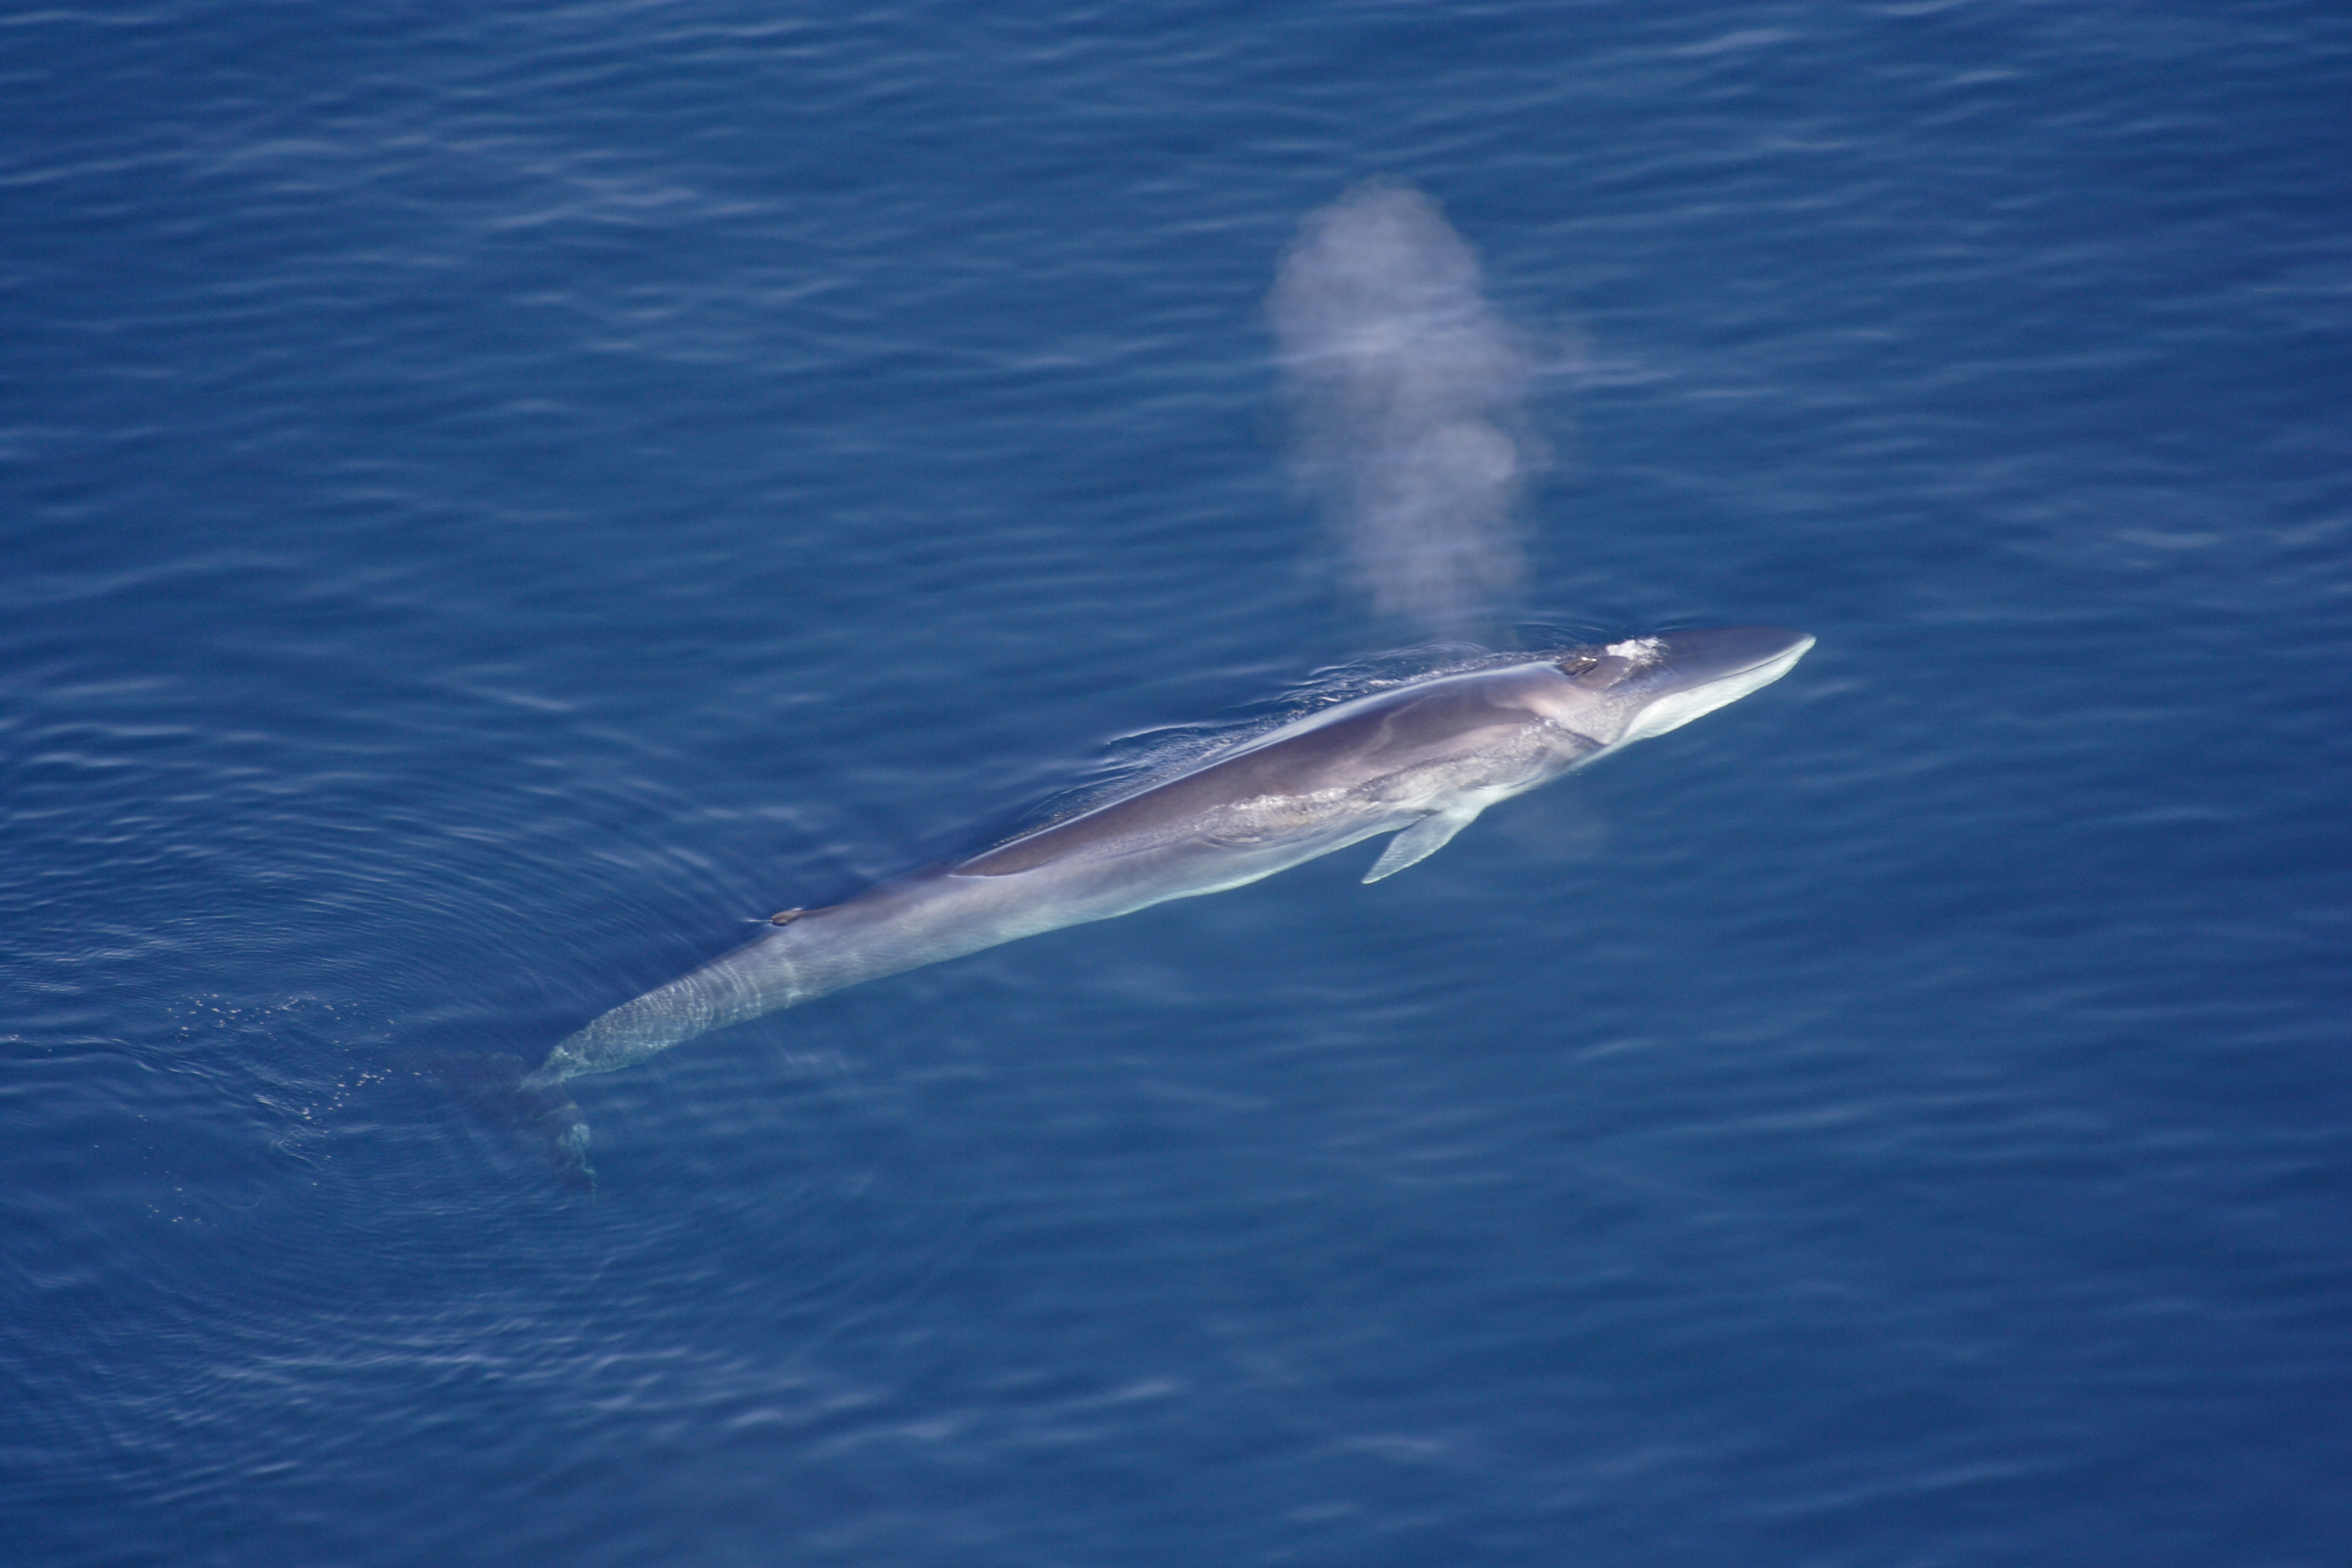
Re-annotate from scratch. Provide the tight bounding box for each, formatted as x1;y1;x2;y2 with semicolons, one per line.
1270;182;1542;641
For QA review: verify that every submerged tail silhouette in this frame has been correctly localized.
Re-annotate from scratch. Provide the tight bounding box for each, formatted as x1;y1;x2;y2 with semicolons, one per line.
428;1053;596;1190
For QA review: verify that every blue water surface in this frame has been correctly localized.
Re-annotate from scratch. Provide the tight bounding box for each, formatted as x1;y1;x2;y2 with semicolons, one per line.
5;3;2349;1565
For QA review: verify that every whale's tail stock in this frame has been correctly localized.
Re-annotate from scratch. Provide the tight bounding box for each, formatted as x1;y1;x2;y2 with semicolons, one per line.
521;1066;595;1190
427;1053;596;1191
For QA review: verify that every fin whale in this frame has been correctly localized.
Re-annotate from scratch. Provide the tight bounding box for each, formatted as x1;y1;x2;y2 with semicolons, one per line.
526;627;1812;1175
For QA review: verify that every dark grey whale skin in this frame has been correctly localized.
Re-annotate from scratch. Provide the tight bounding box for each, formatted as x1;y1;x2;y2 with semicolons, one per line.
525;627;1810;1171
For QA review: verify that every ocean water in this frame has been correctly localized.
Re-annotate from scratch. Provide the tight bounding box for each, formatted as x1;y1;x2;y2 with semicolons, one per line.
5;3;2349;1565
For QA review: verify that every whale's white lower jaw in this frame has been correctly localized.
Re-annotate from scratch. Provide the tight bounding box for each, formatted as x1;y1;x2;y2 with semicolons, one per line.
1614;636;1815;747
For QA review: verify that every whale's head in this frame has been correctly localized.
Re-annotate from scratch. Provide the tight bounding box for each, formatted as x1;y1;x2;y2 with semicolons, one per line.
1539;625;1814;757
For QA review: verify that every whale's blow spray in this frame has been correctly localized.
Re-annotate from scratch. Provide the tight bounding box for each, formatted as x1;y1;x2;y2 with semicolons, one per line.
1269;182;1541;641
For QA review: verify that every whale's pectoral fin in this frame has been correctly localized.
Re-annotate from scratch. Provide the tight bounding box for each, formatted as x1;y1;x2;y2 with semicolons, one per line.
1362;808;1481;883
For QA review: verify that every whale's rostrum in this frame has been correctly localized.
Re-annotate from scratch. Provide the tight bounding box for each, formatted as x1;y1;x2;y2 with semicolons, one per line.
525;627;1812;1175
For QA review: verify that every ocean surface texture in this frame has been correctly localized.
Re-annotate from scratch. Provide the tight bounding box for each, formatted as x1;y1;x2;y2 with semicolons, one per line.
5;3;2348;1565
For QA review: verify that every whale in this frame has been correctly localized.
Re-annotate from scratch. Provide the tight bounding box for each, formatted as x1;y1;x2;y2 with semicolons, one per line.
525;626;1812;1177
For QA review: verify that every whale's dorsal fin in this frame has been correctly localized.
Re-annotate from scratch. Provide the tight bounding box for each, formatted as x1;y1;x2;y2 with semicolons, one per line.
1362;808;1480;884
